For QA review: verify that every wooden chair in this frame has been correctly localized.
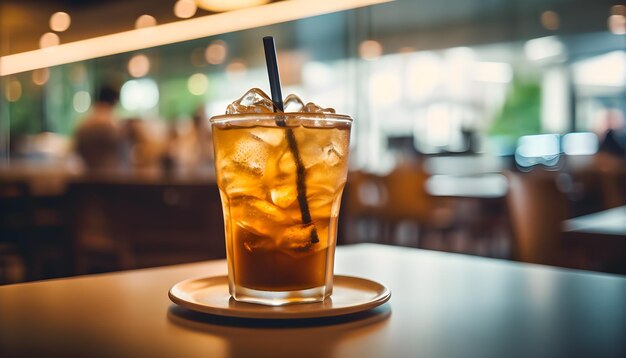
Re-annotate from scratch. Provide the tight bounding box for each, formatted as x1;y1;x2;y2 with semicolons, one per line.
379;163;455;247
505;170;572;266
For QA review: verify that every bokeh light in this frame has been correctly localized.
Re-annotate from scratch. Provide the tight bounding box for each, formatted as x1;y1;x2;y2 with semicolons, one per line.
120;78;159;111
174;0;197;19
49;12;71;32
128;54;150;78
187;73;209;95
205;40;228;65
359;40;383;61
73;91;91;113
32;68;50;86
40;32;60;49
608;14;626;35
540;11;559;31
135;14;157;29
5;80;22;102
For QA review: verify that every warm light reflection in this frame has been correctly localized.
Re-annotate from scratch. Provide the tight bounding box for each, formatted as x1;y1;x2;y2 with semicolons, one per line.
608;14;626;35
359;40;383;61
174;0;198;19
5;80;22;102
1;0;392;76
73;91;91;113
195;0;270;12
226;59;247;80
205;40;228;65
50;12;71;32
188;73;209;95
32;68;50;85
40;32;60;49
540;10;559;31
128;54;150;78
135;15;157;29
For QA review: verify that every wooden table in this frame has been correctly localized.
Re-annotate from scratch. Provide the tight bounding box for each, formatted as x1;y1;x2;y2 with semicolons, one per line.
1;244;625;357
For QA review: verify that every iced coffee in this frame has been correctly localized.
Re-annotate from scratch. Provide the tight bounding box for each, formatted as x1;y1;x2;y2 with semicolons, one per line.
211;89;351;305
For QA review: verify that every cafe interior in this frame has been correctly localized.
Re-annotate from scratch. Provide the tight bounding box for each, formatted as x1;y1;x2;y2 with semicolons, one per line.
2;1;626;357
1;0;625;284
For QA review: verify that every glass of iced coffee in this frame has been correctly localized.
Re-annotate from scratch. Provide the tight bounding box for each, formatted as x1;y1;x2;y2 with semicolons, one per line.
211;89;351;306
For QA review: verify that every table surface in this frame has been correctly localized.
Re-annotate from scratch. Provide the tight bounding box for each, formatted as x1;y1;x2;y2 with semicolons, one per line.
1;244;625;358
563;206;626;237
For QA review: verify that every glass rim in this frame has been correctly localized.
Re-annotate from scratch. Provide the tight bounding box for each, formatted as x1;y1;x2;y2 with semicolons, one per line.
209;112;353;124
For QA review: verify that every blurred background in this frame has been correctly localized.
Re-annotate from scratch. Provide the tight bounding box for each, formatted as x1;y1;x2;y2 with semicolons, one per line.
1;0;625;284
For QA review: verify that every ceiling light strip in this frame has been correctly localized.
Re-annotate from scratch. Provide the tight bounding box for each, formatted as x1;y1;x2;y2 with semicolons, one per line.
0;0;392;76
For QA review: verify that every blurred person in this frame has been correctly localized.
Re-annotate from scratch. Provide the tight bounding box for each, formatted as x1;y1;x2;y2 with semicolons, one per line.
191;106;214;167
74;85;122;171
165;107;214;174
159;122;179;177
119;118;162;170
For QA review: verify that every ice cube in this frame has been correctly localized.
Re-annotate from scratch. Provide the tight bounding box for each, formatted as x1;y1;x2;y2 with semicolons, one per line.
226;88;275;114
319;130;348;166
304;102;335;114
231;137;268;175
231;196;292;237
225;88;336;114
270;184;297;209
284;94;305;112
236;223;275;253
322;143;343;166
279;223;315;251
278;150;297;173
250;127;284;147
243;235;274;252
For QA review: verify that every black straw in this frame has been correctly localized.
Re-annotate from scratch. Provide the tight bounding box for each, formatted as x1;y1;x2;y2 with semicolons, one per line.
262;36;319;245
262;36;284;112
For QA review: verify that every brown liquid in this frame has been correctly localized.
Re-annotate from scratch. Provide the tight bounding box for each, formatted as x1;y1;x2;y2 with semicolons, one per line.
232;223;329;291
213;123;349;291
